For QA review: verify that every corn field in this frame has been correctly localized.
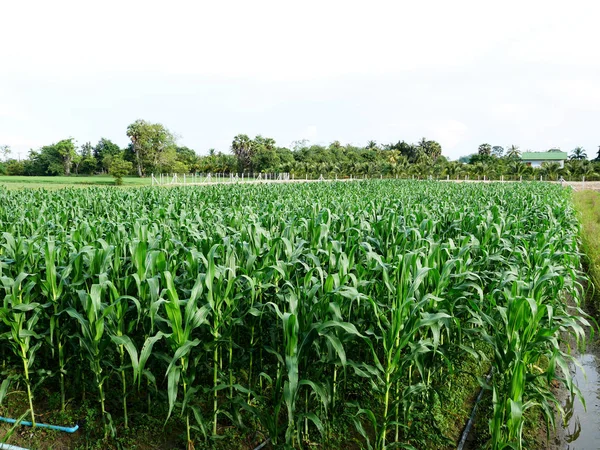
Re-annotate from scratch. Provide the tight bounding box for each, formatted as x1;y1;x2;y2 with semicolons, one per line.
0;180;589;449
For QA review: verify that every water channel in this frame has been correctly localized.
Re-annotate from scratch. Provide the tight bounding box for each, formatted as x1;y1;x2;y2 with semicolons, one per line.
561;353;600;449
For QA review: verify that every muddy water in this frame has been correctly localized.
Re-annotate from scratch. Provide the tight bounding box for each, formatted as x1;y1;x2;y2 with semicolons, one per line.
561;353;600;449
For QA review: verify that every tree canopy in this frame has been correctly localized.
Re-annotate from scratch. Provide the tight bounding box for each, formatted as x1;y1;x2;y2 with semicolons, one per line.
127;120;177;176
3;121;598;182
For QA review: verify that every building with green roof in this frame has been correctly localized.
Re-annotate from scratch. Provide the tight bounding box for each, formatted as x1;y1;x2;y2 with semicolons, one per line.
521;151;568;168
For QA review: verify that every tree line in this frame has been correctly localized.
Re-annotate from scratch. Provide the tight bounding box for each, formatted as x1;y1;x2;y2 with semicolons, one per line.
1;120;599;182
460;143;600;181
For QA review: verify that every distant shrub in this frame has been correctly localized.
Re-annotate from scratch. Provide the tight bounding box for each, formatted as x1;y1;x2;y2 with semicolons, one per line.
6;160;25;176
109;157;133;185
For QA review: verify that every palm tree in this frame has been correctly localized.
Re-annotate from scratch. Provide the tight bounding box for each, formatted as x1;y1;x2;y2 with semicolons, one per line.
508;160;529;180
416;138;442;161
580;160;596;178
366;140;378;150
569;147;587;160
231;134;254;172
471;162;487;179
559;166;571;181
443;161;462;179
395;155;409;176
506;145;521;159
541;162;561;181
491;146;504;157
426;142;442;161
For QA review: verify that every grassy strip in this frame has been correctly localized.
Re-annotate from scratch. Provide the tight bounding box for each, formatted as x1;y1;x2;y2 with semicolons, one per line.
0;175;151;189
573;191;600;306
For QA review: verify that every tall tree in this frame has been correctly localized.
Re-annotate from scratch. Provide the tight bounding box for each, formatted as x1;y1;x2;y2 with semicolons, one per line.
491;146;504;157
93;138;122;173
126;120;176;176
127;120;147;176
231;134;254;172
94;139;121;158
595;145;600;162
1;145;11;161
251;136;280;173
366;140;378;150
569;146;587;160
478;143;492;156
80;142;93;158
417;138;442;161
77;142;97;174
55;139;77;176
506;145;521;159
25;139;76;175
425;140;442;160
385;140;416;162
175;146;199;171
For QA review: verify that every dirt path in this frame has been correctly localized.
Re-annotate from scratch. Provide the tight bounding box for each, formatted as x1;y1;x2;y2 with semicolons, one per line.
563;181;600;192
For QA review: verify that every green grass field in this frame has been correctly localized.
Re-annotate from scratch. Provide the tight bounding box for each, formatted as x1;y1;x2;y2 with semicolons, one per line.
0;174;275;189
0;175;152;189
574;190;600;304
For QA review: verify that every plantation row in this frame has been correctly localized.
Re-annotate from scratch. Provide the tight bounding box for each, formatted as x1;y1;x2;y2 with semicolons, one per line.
0;181;588;449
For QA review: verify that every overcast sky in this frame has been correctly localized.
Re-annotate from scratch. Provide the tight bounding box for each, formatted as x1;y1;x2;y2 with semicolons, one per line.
1;0;599;160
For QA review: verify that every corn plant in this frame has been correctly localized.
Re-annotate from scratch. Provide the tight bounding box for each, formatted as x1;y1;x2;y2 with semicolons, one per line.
160;271;210;449
66;284;115;438
0;181;592;449
0;272;45;425
39;240;68;411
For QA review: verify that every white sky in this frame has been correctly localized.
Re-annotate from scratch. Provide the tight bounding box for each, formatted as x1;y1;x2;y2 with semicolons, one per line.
1;0;599;160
